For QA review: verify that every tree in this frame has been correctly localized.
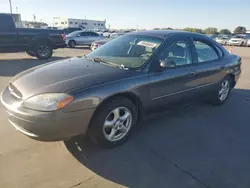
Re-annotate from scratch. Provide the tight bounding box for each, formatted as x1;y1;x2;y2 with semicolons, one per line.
183;27;203;33
161;27;173;30
204;27;218;34
219;29;232;35
234;26;246;34
153;28;160;30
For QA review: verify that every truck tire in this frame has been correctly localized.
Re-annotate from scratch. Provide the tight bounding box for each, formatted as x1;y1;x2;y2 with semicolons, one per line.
26;50;36;57
35;42;53;60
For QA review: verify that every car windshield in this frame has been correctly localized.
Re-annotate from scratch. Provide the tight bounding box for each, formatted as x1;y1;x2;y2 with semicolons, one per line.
67;31;81;37
234;36;245;39
86;34;163;69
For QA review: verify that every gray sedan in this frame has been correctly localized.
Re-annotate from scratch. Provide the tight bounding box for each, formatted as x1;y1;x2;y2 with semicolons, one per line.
66;31;104;48
1;30;241;148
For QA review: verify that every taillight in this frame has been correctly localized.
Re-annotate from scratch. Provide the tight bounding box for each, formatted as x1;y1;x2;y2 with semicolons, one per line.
61;34;66;41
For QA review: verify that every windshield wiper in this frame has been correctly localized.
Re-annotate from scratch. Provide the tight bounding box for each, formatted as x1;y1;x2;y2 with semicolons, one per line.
84;56;128;70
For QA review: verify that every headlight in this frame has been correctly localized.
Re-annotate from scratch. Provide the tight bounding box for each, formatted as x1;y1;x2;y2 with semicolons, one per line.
23;93;74;111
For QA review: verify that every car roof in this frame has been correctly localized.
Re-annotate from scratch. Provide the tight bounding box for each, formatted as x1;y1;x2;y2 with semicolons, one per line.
128;30;206;39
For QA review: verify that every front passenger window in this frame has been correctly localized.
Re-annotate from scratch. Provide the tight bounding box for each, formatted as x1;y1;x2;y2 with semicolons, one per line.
80;32;86;36
158;40;192;67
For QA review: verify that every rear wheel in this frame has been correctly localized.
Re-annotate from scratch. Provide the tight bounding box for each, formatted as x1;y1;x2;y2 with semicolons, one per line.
88;97;137;148
210;76;232;105
68;40;76;48
35;42;53;60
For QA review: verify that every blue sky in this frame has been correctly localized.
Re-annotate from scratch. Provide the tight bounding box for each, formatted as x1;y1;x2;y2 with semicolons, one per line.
0;0;249;31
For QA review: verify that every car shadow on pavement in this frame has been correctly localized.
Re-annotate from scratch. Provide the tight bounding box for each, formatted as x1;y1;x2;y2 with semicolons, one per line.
0;57;70;77
64;88;250;188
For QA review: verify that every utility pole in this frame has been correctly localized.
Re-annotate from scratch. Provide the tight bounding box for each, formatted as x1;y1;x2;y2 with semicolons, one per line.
9;0;13;13
33;14;36;22
16;6;18;13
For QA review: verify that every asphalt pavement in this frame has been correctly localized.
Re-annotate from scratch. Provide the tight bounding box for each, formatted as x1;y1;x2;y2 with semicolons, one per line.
0;46;250;188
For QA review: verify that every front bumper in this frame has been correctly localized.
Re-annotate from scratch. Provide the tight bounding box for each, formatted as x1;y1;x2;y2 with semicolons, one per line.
228;41;241;46
1;87;95;141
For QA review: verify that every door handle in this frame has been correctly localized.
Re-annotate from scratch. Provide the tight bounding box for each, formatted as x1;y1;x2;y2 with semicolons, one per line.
188;71;197;76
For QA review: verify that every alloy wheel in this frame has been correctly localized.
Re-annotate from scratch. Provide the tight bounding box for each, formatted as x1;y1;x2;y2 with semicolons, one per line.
70;41;76;48
37;45;50;57
103;107;132;142
219;80;230;101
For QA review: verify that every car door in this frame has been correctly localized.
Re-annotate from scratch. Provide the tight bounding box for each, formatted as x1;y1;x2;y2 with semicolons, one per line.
190;38;226;97
0;14;18;52
74;31;88;45
88;32;100;44
148;37;199;110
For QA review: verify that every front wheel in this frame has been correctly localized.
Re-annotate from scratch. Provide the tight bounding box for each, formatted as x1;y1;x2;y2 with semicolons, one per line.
88;97;137;148
210;77;232;105
35;42;53;60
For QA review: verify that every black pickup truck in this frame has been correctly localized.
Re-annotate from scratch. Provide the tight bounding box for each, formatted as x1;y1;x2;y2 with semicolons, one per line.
0;14;66;59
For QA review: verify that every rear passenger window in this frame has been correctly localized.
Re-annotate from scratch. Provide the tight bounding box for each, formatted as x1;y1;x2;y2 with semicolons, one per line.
194;40;219;63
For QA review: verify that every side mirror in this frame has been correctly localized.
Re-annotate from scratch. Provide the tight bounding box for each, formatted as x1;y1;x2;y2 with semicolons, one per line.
77;34;81;37
160;60;176;68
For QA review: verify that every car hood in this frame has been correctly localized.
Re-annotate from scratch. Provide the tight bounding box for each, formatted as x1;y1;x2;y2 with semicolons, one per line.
10;57;138;99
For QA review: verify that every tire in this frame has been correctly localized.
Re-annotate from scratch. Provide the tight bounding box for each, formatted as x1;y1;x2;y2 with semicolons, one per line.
210;76;232;105
26;50;36;57
88;97;137;148
68;40;76;48
35;42;53;60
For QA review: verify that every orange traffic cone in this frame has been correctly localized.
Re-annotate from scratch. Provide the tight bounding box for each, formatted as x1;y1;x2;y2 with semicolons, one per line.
229;47;232;54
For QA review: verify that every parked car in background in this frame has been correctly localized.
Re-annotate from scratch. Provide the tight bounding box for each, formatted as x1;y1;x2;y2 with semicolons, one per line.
66;31;104;48
47;27;58;30
0;14;66;59
206;34;217;40
228;35;250;46
1;30;241;148
63;27;82;35
109;33;124;38
91;33;124;51
247;39;250;47
216;36;230;45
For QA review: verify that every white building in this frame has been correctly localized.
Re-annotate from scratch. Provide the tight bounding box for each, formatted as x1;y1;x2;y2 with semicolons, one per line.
53;17;106;30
